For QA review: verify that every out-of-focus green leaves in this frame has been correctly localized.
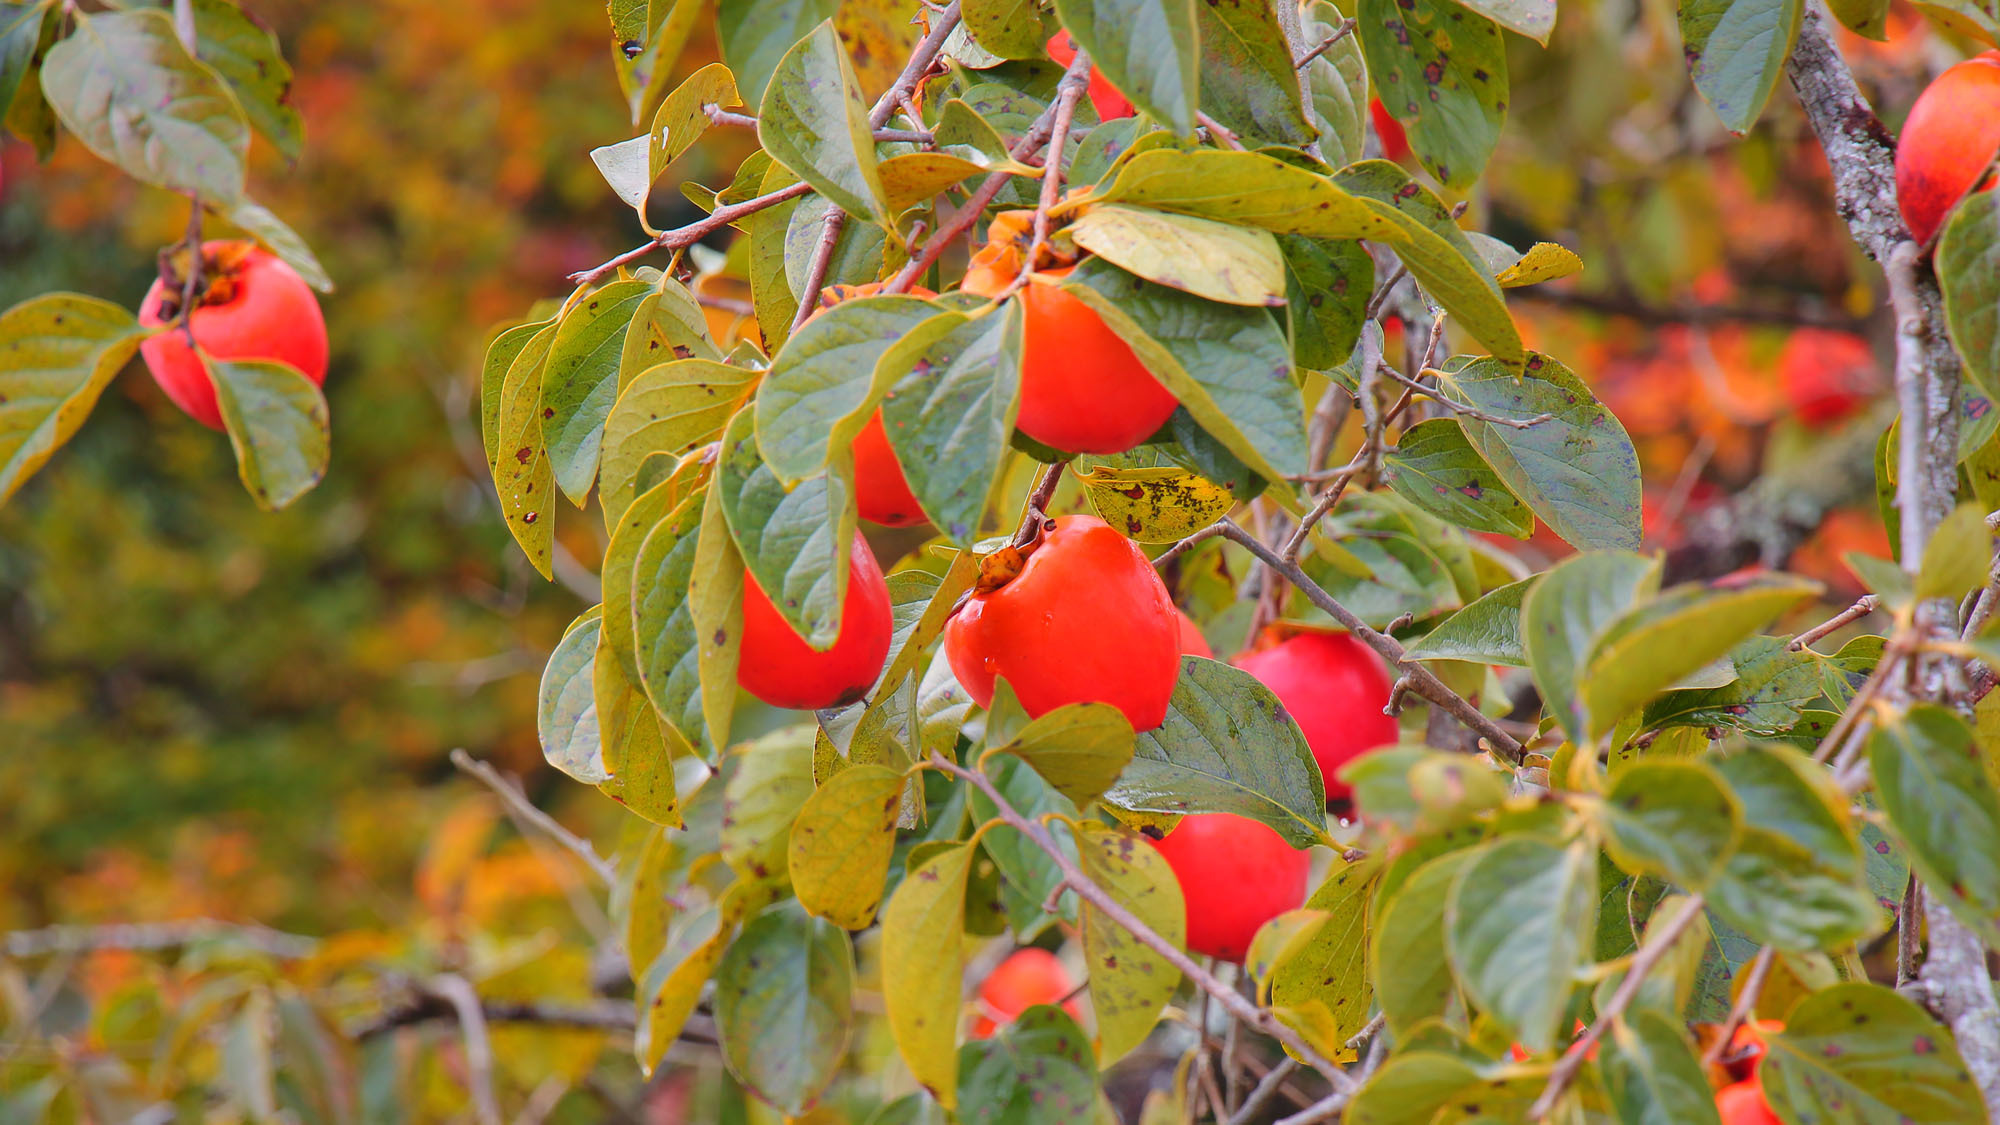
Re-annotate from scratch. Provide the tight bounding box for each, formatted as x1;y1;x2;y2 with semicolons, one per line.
1680;0;1805;134
1761;983;1982;1123
189;0;302;161
713;901;854;1114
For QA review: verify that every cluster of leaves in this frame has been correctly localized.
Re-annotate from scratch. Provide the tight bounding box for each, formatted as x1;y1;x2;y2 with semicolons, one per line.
0;0;332;511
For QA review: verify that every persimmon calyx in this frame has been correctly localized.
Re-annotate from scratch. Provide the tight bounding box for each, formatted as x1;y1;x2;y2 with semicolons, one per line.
974;515;1054;595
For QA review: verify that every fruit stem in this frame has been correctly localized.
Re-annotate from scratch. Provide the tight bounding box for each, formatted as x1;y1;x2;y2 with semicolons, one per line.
1700;945;1776;1066
1009;461;1066;549
175;192;204;349
1002;49;1091;298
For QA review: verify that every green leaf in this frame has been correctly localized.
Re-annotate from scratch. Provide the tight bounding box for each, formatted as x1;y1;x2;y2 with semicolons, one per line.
1594;761;1742;890
1522;550;1660;744
1642;637;1822;734
540;609;610;783
1603;1010;1725;1125
1445;837;1598;1052
1581;575;1822;739
221;198;332;294
1826;0;1892;35
600;359;757;530
982;701;1135;808
1384;417;1534;538
593;63;740;229
1916;502;1991;600
1052;0;1199;134
188;0;300;161
1075;820;1184;1063
1067;204;1287;307
637;876;757;1073
877;306;1024;544
596;638;680;826
973;757;1080;938
1437;353;1643;550
42;10;248;202
1103;657;1329;848
1059;257;1305;484
881;841;975;1108
209;358;330;510
1334;163;1524;366
691;484;744;754
631;492;715;755
1940;177;2000;404
1194;0;1314;146
878;150;987;212
784;192;892;294
3;6;56;159
1369;849;1469;1036
621;276;722;380
610;0;703;126
1301;1;1369;165
1762;982;1983;1124
481;319;552;473
542;280;651;505
1345;1051;1539;1124
1709;744;1882;950
714;901;854;1115
489;321;558;578
1343;746;1508;835
1680;0;1805;133
1279;234;1373;369
963;0;1046;58
1869;703;2000;947
788;765;907;929
717;407;854;648
1270;856;1379;1061
718;0;838;106
1091;148;1400;241
0;293;147;507
719;726;816;882
956;1005;1100;1124
1357;0;1508;187
0;3;47;121
1403;577;1532;665
757;295;939;483
759;20;886;224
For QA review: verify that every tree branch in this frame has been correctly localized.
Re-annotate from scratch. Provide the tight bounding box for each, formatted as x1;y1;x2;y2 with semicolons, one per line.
449;749;618;885
2;919;318;960
431;973;502;1125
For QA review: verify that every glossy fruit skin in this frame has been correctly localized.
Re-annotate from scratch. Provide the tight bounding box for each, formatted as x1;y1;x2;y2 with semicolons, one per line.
137;242;329;430
1715;1077;1781;1125
1778;329;1876;425
1175;610;1213;658
1371;99;1412;163
1235;631;1398;802
1149;813;1311;962
1045;31;1134;119
853;412;925;526
738;534;893;710
1895;51;2000;247
972;948;1079;1038
945;515;1181;729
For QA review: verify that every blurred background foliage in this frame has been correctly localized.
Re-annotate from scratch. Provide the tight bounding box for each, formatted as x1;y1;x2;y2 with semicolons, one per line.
0;0;1956;1116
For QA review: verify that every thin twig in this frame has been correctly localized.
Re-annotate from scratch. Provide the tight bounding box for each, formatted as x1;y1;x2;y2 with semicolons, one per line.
1389;366;1554;429
703;106;930;144
1293;21;1355;69
1272;1090;1350;1125
788;209;848;334
1019;56;1090;284
570;182;813;285
1701;946;1776;1066
1788;595;1879;651
1899;875;1923;987
930;752;1359;1094
1227;1057;1299;1125
449;749;618;885
1152;520;1232;570
431;974;503;1125
1196;110;1246;151
2;919;318;960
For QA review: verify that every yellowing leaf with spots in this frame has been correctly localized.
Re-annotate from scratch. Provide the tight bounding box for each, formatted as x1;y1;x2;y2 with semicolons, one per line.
787;764;907;929
1076;820;1185;1063
881;841;976;1108
1076;464;1236;543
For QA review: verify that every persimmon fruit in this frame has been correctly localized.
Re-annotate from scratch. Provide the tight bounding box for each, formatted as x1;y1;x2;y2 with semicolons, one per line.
972;948;1079;1038
1778;329;1876;425
1235;631;1398;801
1894;51;2000;247
137;241;328;431
944;515;1180;729
1148;812;1310;962
1371;99;1412;163
1715;1077;1782;1125
809;283;934;527
737;533;892;710
1175;610;1213;658
1044;31;1134;120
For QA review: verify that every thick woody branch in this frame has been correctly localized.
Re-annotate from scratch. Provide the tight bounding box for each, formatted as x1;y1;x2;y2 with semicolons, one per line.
929;752;1359;1095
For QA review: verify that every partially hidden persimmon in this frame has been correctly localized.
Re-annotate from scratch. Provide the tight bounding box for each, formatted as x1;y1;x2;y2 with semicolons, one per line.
737;533;892;710
1715;1076;1782;1125
972;948;1080;1038
1370;99;1412;163
1234;631;1398;802
1149;812;1311;962
944;515;1180;729
1175;610;1213;658
1778;328;1877;425
137;241;329;430
960;219;1179;455
1044;31;1134;120
1894;51;2000;247
809;283;934;527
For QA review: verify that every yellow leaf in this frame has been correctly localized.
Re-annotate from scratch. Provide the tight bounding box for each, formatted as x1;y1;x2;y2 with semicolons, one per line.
1067;204;1287;307
1494;241;1584;288
881;841;976;1108
1075;464;1236;543
1075;821;1185;1063
788;764;907;929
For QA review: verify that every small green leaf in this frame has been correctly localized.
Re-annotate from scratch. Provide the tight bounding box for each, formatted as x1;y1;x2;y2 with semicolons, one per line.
956;1005;1099;1124
1403;577;1533;666
963;0;1046;58
757;295;939;483
1594;761;1742;890
713;901;854;1115
719;725;817;881
1916;502;1990;600
717;407;854;648
1271;856;1379;1061
691;484;744;754
1052;0;1199;134
789;765;907;929
594;63;739;228
543;280;651;505
1762;982;1983;1124
1522;551;1660;744
209;357;330;510
619;276;721;376
1301;2;1368;165
1345;1051;1538;1124
1092;148;1399;241
1870;703;2000;947
1075;820;1184;1063
1643;637;1823;734
1680;0;1805;133
759;20;886;223
1940;186;2000;404
879;150;987;212
1104;657;1329;847
1603;1010;1725;1125
1708;744;1882;950
877;306;1025;544
482;319;553;473
1445;837;1598;1052
0;293;148;507
881;841;975;1108
982;701;1135;808
1370;850;1469;1036
1068;204;1287;307
1194;0;1314;147
600;358;756;530
595;638;679;826
610;0;703;125
1384;417;1534;538
540;609;611;783
188;0;300;161
1357;0;1508;187
1279;234;1373;369
42;9;248;202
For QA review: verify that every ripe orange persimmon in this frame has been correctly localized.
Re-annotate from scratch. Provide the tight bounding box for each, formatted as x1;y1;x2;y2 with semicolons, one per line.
1149;813;1310;962
1778;329;1877;425
1044;31;1133;119
137;241;328;430
1716;1077;1782;1125
1895;51;2000;247
972;948;1079;1038
944;515;1181;729
810;284;934;527
1371;99;1412;163
737;533;892;710
960;231;1179;454
1235;631;1398;802
1175;610;1213;658
1721;1019;1785;1078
